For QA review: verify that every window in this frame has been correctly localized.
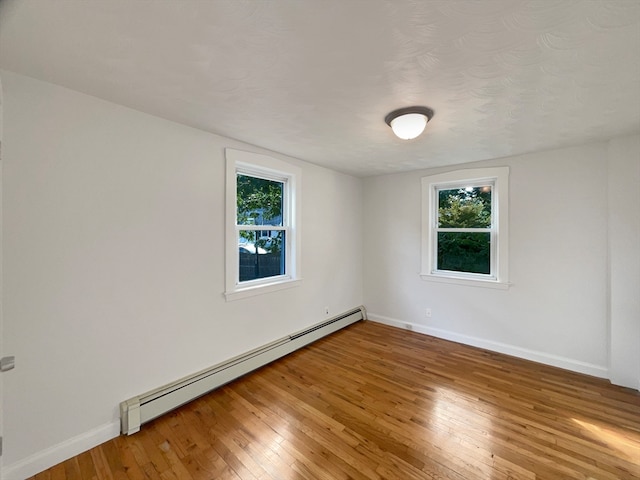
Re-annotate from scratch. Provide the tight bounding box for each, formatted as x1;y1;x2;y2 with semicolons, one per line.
225;149;301;300
237;173;285;282
421;167;509;289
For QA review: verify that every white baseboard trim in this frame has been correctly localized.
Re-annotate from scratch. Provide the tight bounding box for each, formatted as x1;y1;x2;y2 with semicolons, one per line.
368;313;609;379
4;421;120;480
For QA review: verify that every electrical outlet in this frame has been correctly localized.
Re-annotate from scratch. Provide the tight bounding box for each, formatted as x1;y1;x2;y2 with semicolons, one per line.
425;308;432;318
324;306;330;315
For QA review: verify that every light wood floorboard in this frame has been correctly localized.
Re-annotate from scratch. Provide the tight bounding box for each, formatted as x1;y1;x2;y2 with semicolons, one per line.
29;321;640;479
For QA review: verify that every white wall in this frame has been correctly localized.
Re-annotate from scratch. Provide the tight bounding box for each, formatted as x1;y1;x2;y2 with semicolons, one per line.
608;134;640;389
1;71;363;478
0;73;5;480
364;141;627;380
2;67;638;479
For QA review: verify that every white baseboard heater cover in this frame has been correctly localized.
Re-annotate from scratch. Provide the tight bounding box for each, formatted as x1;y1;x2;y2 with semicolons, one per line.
120;306;366;435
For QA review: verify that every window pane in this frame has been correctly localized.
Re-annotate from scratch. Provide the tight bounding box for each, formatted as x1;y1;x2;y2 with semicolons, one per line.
437;232;490;274
438;186;491;228
239;230;285;282
237;174;284;226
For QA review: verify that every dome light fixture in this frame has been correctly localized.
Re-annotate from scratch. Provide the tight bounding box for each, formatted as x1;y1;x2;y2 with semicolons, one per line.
385;106;435;140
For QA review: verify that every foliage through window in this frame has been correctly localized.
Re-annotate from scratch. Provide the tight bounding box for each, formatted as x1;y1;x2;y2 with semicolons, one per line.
236;174;286;282
437;185;492;275
421;167;509;288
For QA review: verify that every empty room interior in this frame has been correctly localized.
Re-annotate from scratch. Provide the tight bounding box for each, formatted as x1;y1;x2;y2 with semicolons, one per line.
1;1;639;479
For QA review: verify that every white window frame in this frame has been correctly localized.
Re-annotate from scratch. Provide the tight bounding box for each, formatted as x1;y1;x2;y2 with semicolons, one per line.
420;167;510;289
225;149;301;301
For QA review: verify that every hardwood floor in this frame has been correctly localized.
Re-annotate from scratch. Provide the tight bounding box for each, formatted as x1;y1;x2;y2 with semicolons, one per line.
30;321;640;479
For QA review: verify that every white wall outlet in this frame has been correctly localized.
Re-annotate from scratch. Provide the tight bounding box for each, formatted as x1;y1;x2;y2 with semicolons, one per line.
324;306;330;315
425;308;432;318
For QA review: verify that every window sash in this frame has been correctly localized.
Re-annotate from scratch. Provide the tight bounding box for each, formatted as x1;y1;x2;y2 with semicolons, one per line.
434;231;495;277
432;181;496;278
236;167;288;184
435;227;492;233
236;226;290;281
236;225;287;231
237;229;287;284
236;173;286;228
235;173;290;285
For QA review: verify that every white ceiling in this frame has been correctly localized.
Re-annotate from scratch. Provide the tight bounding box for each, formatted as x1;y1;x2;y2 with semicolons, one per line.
1;0;639;177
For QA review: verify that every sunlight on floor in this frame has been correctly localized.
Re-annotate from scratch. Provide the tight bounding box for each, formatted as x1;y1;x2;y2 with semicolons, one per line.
430;386;497;458
572;418;640;465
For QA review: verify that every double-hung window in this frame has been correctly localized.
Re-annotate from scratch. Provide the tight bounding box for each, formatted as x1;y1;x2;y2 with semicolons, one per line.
236;172;286;282
421;167;509;288
225;149;301;300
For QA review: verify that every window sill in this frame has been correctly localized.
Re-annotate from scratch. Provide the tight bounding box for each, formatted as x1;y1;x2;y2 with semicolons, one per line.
225;278;302;301
420;273;510;290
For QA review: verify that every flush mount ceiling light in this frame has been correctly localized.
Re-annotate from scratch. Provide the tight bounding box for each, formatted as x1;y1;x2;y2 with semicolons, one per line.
385;106;435;140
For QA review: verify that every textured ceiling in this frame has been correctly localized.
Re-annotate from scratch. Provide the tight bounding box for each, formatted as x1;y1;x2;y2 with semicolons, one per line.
1;0;639;177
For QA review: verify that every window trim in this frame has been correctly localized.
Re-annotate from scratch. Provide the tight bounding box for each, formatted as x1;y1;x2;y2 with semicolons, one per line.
420;167;510;289
225;149;302;301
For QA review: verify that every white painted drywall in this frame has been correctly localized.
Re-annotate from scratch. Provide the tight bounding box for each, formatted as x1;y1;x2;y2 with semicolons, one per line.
0;72;5;480
0;71;363;477
1;66;637;478
364;143;614;378
607;134;640;389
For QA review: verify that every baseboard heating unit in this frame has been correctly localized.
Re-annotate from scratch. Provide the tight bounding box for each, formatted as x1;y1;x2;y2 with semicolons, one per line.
120;306;366;435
